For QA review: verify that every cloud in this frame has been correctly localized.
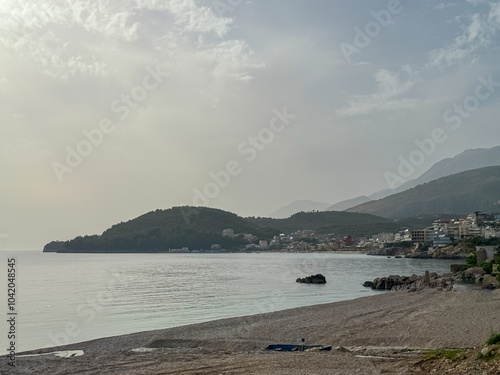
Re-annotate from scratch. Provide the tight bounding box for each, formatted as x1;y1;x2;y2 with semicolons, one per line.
428;2;500;67
197;39;264;80
0;1;135;79
135;0;232;37
335;67;421;117
0;0;258;81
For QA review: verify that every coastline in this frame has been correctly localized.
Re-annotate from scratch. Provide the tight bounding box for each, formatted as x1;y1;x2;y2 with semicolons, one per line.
7;289;500;374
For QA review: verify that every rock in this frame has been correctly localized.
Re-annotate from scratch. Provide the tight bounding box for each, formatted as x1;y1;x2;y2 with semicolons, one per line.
296;274;326;284
409;274;419;282
465;267;486;278
370;272;455;292
481;275;499;290
362;281;373;288
424;270;431;285
481;346;493;357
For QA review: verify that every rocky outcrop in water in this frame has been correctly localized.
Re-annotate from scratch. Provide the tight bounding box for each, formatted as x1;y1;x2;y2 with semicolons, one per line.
296;274;326;284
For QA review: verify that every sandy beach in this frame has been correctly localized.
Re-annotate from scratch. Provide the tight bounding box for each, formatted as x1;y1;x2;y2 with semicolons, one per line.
6;289;500;374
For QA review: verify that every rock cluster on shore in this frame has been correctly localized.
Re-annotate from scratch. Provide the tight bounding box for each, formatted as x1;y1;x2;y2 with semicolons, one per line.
363;271;454;292
364;263;500;292
454;266;500;290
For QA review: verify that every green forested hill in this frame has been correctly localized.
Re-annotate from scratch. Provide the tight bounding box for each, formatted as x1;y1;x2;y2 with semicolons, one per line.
56;207;278;252
46;207;447;253
347;166;500;218
248;211;391;234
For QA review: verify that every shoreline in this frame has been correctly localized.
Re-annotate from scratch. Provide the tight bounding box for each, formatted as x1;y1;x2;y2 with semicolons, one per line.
6;289;500;374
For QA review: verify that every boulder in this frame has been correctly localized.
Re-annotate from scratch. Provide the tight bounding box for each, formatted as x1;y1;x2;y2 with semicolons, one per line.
481;345;495;357
296;274;326;284
369;272;455;292
465;267;486;278
362;281;373;288
481;275;499;290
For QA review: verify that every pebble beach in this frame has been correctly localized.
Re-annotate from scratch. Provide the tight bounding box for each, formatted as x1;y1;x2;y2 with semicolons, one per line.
6;289;500;374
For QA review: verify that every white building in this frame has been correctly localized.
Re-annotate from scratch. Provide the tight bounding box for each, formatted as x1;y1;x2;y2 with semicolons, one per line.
222;228;235;238
483;227;498;238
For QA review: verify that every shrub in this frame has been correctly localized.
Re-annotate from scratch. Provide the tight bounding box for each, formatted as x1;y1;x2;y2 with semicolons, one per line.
487;333;500;346
466;252;477;267
482;262;493;274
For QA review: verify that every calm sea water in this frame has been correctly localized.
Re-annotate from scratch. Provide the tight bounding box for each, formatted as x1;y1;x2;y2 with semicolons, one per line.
0;251;462;354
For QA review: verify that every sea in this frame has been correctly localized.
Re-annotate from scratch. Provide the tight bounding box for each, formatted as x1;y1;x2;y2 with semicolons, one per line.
0;251;463;354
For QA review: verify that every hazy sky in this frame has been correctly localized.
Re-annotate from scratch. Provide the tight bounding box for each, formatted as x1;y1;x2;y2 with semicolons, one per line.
1;0;500;249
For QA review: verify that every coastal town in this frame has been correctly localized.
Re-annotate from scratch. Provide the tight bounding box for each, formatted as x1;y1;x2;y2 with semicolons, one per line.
167;211;500;254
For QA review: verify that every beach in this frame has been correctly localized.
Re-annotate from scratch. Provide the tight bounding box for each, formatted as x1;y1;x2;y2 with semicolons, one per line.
6;289;500;374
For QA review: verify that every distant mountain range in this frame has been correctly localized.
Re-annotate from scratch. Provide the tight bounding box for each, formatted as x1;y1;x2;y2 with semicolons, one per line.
269;200;331;218
323;145;500;212
45;146;500;253
346;166;500;218
369;145;500;200
326;196;371;211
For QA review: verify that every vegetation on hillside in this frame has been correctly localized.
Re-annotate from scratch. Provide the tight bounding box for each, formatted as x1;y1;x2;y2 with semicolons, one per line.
50;207;445;253
248;212;442;237
60;207;278;252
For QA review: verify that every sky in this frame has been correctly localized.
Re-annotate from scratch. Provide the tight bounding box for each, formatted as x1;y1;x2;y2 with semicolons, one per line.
1;0;500;250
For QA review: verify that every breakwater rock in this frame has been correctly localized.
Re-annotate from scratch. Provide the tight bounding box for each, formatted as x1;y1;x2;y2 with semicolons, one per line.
363;271;454;292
